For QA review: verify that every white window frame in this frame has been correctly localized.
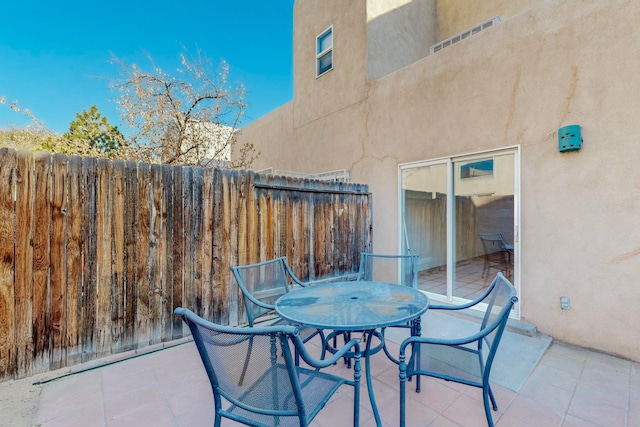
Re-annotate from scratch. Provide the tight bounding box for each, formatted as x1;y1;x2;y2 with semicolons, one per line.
316;25;333;77
397;146;521;319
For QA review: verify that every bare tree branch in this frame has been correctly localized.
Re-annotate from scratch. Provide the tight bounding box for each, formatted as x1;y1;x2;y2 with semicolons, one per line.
109;47;259;168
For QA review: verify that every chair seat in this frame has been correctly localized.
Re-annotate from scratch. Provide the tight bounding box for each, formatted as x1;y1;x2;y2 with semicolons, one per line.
224;364;349;426
409;343;484;387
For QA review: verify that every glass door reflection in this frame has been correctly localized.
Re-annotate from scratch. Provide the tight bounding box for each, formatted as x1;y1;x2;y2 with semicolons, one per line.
401;162;448;296
452;153;515;301
400;149;517;306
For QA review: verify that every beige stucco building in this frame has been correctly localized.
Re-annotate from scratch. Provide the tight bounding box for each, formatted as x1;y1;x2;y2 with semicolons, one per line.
236;0;640;362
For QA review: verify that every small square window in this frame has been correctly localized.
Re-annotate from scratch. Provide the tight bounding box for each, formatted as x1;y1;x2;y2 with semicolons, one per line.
316;26;333;77
460;159;494;179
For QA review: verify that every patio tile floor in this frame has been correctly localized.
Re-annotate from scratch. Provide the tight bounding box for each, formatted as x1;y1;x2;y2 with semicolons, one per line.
14;331;638;427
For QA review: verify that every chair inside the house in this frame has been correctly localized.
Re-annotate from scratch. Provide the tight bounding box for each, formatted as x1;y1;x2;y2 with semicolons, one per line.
174;307;362;427
356;253;422;387
398;272;518;427
230;257;326;362
478;232;513;280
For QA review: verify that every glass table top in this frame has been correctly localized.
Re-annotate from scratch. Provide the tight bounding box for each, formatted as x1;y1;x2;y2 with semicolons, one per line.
275;281;429;331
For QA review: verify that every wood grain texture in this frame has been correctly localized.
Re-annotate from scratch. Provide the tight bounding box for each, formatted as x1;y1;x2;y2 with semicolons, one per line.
65;156;82;365
135;162;151;347
0;149;372;381
0;149;16;378
14;150;34;377
50;154;67;370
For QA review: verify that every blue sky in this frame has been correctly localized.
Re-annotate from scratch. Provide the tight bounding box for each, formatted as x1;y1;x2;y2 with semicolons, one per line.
0;0;295;134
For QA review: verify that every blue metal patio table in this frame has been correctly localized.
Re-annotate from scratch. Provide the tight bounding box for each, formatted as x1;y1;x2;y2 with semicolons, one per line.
275;280;429;426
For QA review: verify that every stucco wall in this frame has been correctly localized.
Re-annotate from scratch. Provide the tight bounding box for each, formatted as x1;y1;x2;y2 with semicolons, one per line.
236;102;295;170
237;0;640;362
366;0;436;80
293;0;368;127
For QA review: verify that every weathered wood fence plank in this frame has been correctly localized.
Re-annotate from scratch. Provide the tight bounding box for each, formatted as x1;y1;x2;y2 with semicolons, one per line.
135;162;151;348
65;156;82;365
0;149;372;381
201;168;214;322
149;164;165;344
0;148;17;378
123;161;138;351
81;156;97;362
32;152;51;374
112;160;126;353
15;150;34;377
50;154;67;370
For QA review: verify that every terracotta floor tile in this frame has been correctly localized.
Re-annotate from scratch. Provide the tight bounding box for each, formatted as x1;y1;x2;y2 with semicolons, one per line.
441;393;500;427
502;394;564;426
23;320;639;427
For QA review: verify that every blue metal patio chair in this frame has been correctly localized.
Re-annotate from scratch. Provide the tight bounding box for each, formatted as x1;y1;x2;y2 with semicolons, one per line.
356;252;421;386
478;232;513;280
175;307;362;427
398;272;518;427
231;257;327;362
356;252;421;349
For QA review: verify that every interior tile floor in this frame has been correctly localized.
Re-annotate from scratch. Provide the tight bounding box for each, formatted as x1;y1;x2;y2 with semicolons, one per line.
13;327;639;427
419;256;513;302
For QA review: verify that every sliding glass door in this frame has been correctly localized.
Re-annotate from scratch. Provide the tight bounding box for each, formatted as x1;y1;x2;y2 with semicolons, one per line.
400;148;519;314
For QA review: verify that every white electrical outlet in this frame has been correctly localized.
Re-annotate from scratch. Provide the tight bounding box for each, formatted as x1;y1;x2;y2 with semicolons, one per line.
560;296;570;310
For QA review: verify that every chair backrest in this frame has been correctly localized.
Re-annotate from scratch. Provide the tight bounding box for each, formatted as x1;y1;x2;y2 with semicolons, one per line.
231;257;304;326
357;253;419;288
175;307;305;424
476;273;518;355
478;232;509;253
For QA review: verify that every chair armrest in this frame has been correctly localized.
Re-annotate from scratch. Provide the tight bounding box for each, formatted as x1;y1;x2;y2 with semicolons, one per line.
291;335;361;369
399;306;513;356
281;258;310;288
428;301;477;310
240;289;277;310
399;333;484;356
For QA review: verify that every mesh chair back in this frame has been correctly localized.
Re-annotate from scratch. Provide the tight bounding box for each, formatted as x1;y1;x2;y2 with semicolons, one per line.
478;273;517;354
177;308;302;423
231;258;291;326
357;253;419;288
478;232;509;250
478;233;512;278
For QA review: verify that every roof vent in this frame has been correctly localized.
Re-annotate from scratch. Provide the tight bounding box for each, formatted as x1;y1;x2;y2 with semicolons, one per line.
430;16;501;54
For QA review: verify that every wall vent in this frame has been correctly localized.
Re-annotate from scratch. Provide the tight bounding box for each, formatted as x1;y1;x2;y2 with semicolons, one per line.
430;16;501;54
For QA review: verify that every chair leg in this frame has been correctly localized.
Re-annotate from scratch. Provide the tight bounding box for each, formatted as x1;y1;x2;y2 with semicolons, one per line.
482;255;489;278
238;337;254;385
330;331;351;366
214;396;223;427
413;319;421;393
487;382;498;410
399;355;409;427
317;331;327;361
345;332;352;368
483;383;497;427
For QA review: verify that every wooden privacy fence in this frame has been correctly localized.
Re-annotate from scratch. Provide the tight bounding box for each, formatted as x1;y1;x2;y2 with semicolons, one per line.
0;148;372;381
